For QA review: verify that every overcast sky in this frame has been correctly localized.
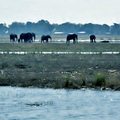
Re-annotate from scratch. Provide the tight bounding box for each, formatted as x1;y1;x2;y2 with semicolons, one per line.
0;0;120;25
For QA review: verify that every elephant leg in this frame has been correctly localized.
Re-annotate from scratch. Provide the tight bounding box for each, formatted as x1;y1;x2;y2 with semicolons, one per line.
73;40;75;44
12;38;15;42
90;39;93;43
94;39;96;43
18;39;20;43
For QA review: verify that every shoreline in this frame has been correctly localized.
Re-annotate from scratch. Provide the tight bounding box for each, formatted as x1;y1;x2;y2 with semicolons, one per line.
0;84;120;91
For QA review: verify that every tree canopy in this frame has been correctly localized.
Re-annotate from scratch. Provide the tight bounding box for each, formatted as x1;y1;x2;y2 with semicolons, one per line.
0;20;120;35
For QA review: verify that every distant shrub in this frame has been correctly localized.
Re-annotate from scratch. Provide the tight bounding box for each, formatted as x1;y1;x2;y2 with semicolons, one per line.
65;76;78;89
95;73;106;86
0;62;8;69
82;79;86;86
65;76;71;88
15;63;26;69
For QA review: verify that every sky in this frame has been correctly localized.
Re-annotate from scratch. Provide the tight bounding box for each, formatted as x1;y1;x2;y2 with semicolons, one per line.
0;0;120;26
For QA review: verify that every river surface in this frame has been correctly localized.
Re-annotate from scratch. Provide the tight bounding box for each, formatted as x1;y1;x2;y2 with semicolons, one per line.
1;38;120;43
0;87;120;120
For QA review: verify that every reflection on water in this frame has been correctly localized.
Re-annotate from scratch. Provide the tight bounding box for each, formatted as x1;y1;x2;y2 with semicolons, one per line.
0;51;120;55
1;39;120;43
0;87;120;120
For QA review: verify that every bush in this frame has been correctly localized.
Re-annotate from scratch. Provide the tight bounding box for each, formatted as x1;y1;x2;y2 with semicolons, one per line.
95;73;106;86
65;76;71;88
0;62;8;69
65;76;78;89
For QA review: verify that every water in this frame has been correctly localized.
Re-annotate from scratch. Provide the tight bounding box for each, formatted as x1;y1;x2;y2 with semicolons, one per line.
0;51;120;55
0;87;120;120
1;39;120;43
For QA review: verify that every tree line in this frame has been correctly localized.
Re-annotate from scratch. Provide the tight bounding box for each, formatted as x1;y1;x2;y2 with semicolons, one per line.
0;19;120;35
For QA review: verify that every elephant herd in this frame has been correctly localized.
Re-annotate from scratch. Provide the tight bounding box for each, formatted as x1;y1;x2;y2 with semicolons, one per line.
10;33;52;43
10;33;97;44
66;34;96;44
10;33;35;43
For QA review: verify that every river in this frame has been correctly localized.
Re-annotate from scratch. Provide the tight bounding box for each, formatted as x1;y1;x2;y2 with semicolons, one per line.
1;38;120;43
0;87;120;120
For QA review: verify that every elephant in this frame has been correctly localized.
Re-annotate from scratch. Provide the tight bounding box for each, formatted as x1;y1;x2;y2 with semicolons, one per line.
66;34;78;44
101;40;109;43
18;33;33;43
31;33;36;41
41;35;52;43
18;33;25;42
90;35;96;43
10;34;18;42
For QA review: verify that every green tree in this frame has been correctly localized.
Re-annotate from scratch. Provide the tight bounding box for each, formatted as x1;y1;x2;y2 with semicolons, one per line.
34;20;54;35
81;23;94;34
111;23;120;35
0;23;8;35
102;24;110;34
8;22;26;34
26;21;35;32
55;22;80;33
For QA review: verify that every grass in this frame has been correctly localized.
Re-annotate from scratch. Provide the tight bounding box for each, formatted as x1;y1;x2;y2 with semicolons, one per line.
0;53;120;90
0;37;120;90
0;42;120;52
95;73;106;86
